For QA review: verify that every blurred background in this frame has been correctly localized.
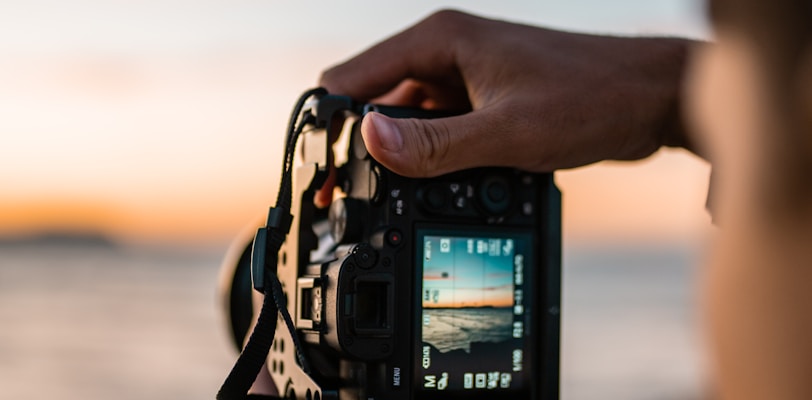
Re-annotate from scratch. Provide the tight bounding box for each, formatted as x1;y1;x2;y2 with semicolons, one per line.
0;1;712;399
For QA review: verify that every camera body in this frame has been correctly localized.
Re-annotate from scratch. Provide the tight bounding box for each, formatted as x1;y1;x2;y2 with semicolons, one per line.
222;94;561;400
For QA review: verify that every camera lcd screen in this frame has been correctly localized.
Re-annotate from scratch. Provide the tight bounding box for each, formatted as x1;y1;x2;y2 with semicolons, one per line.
415;228;532;396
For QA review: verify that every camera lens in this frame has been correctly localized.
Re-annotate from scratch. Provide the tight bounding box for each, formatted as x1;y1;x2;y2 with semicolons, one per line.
478;175;512;215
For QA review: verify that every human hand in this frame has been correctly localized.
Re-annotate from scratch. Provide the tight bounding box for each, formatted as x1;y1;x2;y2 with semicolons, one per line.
320;10;696;178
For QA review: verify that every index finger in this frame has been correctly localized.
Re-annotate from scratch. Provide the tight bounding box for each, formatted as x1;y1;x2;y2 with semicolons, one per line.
318;10;477;100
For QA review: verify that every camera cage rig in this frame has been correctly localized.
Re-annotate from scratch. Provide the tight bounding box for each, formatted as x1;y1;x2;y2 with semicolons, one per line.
218;89;561;400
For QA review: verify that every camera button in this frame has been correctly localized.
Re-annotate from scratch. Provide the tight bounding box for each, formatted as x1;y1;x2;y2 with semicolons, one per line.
385;229;403;247
417;184;449;213
478;175;512;215
487;182;507;202
351;243;378;269
391;199;407;216
453;195;467;210
425;186;446;210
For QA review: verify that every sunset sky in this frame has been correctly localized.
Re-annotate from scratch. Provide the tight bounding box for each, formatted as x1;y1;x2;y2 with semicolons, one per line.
0;0;711;247
422;235;517;308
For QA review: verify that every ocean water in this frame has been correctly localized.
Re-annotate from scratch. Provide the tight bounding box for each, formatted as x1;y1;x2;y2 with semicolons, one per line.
561;244;706;400
0;243;234;400
0;241;705;400
422;308;514;353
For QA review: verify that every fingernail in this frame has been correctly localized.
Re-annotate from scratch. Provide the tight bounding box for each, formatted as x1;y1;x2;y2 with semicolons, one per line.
370;113;403;152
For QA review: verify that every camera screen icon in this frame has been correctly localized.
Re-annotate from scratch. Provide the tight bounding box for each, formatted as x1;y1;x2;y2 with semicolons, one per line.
439;238;451;253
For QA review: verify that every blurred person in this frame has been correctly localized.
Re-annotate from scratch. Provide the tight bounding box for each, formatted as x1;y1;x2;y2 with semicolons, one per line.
691;1;812;399
254;2;812;398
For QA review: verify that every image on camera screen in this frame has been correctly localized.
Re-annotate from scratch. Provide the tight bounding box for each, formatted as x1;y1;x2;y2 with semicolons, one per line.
415;229;532;393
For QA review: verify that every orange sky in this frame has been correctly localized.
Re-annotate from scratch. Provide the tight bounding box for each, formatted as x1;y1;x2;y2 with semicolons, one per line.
0;1;711;248
0;150;712;247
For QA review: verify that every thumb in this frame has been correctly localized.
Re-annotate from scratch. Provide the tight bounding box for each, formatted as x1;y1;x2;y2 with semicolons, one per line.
361;111;493;177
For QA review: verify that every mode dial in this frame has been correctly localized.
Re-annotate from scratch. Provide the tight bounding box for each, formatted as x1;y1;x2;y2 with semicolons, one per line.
328;197;366;244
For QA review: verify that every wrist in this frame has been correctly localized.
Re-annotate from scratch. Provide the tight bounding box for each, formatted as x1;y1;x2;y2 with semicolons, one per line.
656;38;707;159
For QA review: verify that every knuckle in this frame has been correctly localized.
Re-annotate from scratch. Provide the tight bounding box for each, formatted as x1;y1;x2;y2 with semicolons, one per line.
422;9;474;37
424;9;466;26
318;68;333;85
318;68;343;92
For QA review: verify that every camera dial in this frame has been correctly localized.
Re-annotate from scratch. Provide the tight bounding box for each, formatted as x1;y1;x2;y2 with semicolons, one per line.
328;197;366;244
478;174;513;215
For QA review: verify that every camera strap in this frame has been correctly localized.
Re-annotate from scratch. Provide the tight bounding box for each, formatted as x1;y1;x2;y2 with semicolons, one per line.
217;88;327;400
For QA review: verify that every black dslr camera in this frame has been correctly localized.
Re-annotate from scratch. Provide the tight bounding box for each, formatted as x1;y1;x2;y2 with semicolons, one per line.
219;89;561;400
